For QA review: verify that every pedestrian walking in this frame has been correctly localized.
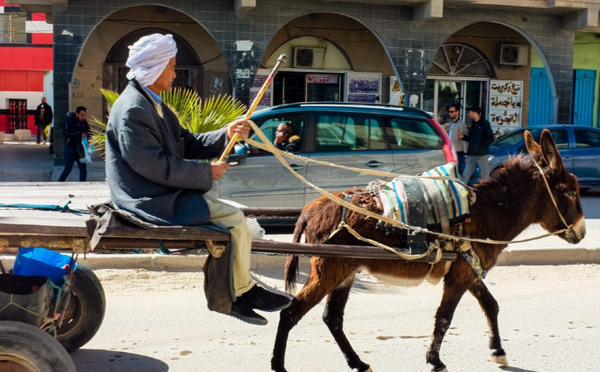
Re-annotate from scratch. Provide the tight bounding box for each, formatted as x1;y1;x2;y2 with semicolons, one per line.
446;103;468;175
34;97;53;144
58;106;90;182
459;105;494;184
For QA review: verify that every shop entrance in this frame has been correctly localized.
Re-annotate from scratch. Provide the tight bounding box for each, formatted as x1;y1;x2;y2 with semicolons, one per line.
423;79;487;124
273;71;344;105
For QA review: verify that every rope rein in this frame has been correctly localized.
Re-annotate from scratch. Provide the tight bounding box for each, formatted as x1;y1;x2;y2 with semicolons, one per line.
242;121;572;247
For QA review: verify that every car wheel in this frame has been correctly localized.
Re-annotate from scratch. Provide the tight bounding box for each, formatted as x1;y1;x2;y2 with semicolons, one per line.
0;320;77;372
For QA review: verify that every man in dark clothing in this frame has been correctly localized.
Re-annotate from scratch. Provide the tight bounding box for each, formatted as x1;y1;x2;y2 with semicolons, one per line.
58;106;90;182
459;105;494;183
34;97;53;144
274;122;300;152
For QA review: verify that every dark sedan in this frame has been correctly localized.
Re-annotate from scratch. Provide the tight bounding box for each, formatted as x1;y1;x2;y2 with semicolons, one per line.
488;125;600;188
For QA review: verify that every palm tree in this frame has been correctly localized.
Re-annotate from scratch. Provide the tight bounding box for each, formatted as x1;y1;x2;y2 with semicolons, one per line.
89;88;246;155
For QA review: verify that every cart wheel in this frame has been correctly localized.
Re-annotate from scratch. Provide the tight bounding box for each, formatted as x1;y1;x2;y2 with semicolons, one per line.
55;263;106;353
0;320;77;372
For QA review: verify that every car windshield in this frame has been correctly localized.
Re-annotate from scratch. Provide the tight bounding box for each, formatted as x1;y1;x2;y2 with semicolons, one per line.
492;129;527;147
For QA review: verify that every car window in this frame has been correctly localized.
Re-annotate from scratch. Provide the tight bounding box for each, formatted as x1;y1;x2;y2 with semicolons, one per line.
492;129;526;147
314;114;387;152
547;129;569;149
531;129;568;149
387;118;442;149
248;114;304;155
574;129;600;148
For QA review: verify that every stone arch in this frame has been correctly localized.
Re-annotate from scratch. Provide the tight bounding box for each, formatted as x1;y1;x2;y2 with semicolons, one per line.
69;5;230;121
259;12;398;104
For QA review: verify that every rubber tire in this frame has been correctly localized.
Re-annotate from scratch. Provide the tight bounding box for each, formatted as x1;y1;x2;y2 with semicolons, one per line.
54;263;106;353
0;320;77;372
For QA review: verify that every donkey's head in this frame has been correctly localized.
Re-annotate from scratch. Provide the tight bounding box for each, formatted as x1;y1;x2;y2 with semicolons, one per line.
524;129;586;243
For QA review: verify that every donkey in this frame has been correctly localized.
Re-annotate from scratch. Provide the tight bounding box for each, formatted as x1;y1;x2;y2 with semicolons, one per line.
271;129;586;372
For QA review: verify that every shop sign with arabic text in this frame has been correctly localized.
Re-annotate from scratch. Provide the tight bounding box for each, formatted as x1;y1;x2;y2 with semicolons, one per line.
488;80;522;136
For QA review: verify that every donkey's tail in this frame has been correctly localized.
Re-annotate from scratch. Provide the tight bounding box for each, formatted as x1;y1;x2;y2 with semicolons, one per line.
284;212;307;294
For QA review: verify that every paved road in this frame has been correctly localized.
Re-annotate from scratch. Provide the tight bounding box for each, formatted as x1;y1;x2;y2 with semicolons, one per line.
71;264;600;372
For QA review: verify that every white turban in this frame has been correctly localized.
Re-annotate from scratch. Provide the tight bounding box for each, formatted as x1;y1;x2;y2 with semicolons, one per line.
126;33;178;87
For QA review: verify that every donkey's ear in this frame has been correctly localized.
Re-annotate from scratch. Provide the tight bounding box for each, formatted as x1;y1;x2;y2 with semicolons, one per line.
539;129;564;171
524;130;546;166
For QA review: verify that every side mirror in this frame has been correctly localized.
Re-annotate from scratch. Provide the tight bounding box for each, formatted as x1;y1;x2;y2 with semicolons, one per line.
226;143;250;166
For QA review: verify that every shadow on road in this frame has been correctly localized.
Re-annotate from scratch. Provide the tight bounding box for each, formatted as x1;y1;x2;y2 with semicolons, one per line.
71;349;169;372
501;366;539;372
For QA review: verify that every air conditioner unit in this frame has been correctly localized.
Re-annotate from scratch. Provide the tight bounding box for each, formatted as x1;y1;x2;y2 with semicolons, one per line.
293;47;325;68
498;44;529;66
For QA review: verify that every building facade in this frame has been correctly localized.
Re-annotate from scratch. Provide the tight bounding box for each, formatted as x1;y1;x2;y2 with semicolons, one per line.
8;0;600;162
0;0;53;136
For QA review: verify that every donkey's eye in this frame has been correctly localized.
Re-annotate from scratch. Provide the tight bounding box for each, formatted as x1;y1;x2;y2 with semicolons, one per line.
566;190;577;199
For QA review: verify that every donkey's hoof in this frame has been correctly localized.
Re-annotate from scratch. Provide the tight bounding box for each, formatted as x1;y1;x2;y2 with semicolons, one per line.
493;354;508;366
431;366;448;372
492;348;508;366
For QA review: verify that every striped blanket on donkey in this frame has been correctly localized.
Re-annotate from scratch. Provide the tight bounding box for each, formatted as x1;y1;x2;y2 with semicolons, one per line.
375;163;471;254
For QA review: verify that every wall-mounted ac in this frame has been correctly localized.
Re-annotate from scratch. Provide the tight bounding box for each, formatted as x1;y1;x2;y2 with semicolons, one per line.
498;44;529;66
293;47;325;68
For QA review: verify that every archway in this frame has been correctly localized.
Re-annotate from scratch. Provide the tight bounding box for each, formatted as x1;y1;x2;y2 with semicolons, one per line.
69;5;229;121
425;43;494;126
258;13;396;105
104;28;201;95
426;22;533;135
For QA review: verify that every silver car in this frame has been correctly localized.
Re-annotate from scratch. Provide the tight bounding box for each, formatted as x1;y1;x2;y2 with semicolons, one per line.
211;102;455;208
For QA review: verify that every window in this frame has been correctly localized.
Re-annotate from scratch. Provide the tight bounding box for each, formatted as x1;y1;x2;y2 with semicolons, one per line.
315;114;386;152
547;130;569;149
249;114;304;155
0;13;26;43
388;118;443;149
574;129;600;148
315;114;356;152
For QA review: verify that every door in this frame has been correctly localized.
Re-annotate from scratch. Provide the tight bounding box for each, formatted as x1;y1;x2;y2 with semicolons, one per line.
529;68;553;125
572;69;596;125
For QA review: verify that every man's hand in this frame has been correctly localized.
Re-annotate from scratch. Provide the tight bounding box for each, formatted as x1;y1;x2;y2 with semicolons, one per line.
226;119;251;141
211;161;230;180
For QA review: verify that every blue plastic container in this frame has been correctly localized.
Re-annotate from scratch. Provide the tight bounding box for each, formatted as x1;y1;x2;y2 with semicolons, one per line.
13;247;77;286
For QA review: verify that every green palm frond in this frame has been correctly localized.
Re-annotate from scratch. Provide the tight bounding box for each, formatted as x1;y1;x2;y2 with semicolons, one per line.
161;87;199;128
193;94;247;133
89;88;120;155
87;87;247;158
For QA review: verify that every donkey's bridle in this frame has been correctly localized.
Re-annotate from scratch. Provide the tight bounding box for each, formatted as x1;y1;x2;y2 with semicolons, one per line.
532;161;572;231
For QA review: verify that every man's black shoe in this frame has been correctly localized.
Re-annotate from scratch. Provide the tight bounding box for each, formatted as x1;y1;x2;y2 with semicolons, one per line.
229;297;268;326
242;285;292;312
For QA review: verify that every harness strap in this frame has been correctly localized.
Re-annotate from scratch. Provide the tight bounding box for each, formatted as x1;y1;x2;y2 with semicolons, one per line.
458;240;487;279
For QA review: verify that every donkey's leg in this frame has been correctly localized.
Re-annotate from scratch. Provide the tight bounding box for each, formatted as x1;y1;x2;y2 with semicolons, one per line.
322;275;371;372
271;259;357;372
426;279;471;372
468;279;507;366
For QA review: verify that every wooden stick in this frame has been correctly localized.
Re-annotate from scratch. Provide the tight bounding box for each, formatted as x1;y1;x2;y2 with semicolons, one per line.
218;54;287;162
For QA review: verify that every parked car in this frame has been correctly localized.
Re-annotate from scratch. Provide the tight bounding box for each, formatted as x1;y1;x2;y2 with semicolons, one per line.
210;102;455;208
488;124;600;188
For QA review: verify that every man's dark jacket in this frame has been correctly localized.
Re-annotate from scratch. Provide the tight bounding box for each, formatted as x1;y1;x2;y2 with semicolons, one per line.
63;112;90;150
105;80;228;226
463;117;494;156
35;102;53;127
